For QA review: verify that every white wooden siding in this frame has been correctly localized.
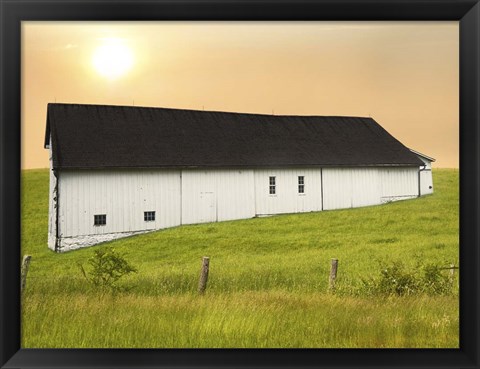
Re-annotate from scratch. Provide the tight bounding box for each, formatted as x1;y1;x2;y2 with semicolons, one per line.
254;169;322;215
420;170;434;195
322;168;354;210
323;167;419;210
58;169;181;237
415;154;434;196
351;168;382;207
379;167;419;200
323;168;383;210
181;169;255;224
215;170;255;221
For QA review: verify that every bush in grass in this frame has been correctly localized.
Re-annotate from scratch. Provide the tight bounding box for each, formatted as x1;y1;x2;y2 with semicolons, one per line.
421;263;453;295
360;261;454;296
376;261;419;296
78;247;137;291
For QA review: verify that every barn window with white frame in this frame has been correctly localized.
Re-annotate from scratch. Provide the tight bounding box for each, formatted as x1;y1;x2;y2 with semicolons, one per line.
269;176;276;195
298;176;305;194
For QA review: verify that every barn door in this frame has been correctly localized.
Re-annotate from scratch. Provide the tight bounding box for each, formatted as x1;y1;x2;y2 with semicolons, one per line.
297;195;305;213
199;191;216;223
181;170;217;225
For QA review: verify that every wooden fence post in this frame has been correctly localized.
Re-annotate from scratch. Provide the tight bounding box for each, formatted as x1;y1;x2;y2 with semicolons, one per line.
21;255;32;293
449;263;456;285
198;256;210;294
329;258;338;291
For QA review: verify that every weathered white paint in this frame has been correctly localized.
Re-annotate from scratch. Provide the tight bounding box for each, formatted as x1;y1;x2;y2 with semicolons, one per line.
254;169;322;215
47;137;57;251
181;169;255;224
50;165;431;252
57;169;181;240
56;230;152;252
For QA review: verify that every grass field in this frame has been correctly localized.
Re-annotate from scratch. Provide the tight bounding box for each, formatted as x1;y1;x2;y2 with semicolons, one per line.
21;168;459;348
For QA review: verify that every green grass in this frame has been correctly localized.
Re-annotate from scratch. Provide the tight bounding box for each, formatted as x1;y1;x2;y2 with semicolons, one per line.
21;168;459;348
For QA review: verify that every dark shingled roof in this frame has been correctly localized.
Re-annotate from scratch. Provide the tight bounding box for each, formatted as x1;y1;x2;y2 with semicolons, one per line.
44;103;424;169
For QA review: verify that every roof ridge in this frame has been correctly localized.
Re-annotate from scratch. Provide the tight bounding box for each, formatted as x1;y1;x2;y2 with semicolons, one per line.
47;102;372;120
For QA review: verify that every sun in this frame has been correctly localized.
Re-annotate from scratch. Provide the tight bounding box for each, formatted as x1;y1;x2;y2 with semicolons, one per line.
92;38;133;79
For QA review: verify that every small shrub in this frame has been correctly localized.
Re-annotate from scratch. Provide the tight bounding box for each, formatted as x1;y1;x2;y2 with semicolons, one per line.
376;261;420;296
421;263;453;295
78;247;137;291
359;261;454;296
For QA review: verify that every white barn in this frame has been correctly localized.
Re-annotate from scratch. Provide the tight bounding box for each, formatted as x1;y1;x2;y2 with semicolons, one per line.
45;103;434;252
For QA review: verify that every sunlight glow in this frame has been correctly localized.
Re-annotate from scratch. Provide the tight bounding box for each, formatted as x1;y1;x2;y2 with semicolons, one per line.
92;38;133;79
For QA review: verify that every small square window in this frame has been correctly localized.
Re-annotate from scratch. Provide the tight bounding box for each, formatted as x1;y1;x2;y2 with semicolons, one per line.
144;211;156;222
298;176;305;194
94;214;106;226
269;176;276;195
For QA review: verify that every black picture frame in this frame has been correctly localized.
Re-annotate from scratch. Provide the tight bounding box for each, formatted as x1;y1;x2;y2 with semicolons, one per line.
1;0;479;368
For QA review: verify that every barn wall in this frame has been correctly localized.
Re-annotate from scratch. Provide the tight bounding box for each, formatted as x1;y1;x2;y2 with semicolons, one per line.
57;169;181;241
379;167;419;202
181;169;255;224
53;166;426;251
322;167;419;210
254;168;322;215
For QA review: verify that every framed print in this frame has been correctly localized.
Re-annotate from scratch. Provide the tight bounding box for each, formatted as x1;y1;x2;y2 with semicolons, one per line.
1;0;479;368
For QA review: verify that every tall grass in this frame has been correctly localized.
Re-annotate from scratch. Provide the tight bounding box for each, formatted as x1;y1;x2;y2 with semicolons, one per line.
22;292;457;348
21;169;459;348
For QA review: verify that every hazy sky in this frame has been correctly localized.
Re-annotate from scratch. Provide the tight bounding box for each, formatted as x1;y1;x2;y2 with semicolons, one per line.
22;21;459;169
